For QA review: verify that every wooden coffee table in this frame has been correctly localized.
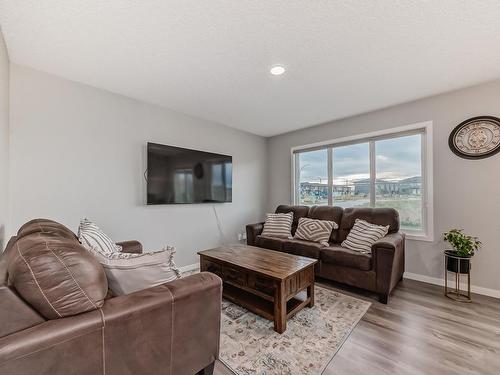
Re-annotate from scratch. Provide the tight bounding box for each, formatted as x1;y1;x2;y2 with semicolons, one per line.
198;244;317;333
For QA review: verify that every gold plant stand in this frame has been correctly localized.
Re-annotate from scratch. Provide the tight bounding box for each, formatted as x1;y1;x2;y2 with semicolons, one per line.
444;251;471;302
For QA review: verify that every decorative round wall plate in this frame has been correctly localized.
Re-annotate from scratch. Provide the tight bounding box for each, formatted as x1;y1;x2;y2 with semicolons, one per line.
448;116;500;159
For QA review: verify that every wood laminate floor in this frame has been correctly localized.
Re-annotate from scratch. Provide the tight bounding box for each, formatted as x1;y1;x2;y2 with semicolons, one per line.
214;278;500;375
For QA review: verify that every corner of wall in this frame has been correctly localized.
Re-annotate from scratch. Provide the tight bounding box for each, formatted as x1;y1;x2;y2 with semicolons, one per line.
0;28;11;250
264;136;272;213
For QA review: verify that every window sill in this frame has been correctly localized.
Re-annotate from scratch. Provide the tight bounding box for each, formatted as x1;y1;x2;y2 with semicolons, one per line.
404;232;434;242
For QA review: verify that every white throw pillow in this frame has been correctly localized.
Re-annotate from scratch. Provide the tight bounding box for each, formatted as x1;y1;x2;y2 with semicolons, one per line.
87;246;181;295
78;218;122;255
261;212;294;239
341;219;389;253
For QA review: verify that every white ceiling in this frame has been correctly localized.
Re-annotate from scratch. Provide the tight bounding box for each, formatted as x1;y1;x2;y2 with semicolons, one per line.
1;1;500;137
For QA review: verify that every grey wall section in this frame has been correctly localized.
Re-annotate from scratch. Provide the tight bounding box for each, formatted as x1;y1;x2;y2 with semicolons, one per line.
9;64;268;267
267;79;500;292
0;31;9;250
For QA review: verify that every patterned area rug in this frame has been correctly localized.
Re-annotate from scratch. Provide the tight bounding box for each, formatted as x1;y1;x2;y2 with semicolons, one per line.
219;286;371;375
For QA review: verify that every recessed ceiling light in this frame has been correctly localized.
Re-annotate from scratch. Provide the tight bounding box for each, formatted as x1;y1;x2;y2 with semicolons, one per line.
270;65;286;76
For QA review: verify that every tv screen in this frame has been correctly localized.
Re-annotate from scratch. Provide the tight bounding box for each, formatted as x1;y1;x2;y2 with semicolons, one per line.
147;142;232;204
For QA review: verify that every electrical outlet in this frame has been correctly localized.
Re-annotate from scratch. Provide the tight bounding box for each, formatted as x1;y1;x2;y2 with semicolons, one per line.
237;232;247;241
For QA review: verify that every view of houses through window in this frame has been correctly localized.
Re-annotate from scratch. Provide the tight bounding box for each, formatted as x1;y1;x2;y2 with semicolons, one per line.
295;132;424;232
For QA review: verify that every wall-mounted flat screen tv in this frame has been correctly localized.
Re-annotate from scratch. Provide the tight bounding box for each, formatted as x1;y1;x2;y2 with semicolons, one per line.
147;142;232;204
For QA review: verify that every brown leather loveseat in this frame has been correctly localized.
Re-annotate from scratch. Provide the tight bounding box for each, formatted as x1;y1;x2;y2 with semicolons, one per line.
0;219;222;375
247;205;405;303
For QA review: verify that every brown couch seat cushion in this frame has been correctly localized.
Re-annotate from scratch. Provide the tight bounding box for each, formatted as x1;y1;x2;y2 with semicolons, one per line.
320;245;372;271
254;235;286;251
283;238;323;259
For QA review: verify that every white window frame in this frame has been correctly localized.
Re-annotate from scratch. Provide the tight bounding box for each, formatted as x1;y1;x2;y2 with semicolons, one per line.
291;121;434;242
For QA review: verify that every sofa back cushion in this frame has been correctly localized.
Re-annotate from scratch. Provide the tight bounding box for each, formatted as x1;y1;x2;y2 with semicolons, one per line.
8;236;108;319
1;219;79;286
337;207;399;243
275;205;309;235
17;218;78;243
306;205;344;242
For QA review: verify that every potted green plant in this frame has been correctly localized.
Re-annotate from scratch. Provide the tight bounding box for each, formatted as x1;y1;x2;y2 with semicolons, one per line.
443;229;481;274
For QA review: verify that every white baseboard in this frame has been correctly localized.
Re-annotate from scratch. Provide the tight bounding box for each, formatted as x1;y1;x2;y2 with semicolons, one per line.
178;263;199;273
178;264;500;299
404;272;500;299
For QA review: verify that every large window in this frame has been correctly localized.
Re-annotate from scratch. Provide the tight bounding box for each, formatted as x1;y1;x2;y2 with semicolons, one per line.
293;123;433;239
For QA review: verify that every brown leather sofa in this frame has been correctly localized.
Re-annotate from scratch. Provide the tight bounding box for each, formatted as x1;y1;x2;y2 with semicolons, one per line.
0;219;222;375
247;205;405;303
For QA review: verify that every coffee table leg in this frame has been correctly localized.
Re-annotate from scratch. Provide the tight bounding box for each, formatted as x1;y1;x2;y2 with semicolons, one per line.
307;283;315;308
274;281;286;334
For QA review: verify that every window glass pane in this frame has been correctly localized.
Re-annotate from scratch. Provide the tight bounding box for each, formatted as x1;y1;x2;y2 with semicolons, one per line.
332;143;370;208
298;149;328;205
375;134;422;231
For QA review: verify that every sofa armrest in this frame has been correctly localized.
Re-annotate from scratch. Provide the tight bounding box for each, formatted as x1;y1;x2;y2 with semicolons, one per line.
372;232;404;251
101;272;222;375
246;222;264;246
116;240;143;254
0;309;103;373
372;232;405;299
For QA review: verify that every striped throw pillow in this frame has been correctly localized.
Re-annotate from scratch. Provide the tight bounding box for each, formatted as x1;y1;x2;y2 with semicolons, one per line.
341;219;389;253
261;212;293;239
294;217;338;246
78;218;122;255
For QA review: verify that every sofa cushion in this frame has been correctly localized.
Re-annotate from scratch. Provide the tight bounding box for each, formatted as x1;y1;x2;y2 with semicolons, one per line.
255;235;286;251
341;219;389;254
8;236;108;319
261;212;293;239
2;220;80;286
78;218;122;255
86;246;180;296
320;245;372;271
275;205;310;235
17;218;78;243
294;217;338;246
338;207;399;243
283;238;323;259
307;206;344;242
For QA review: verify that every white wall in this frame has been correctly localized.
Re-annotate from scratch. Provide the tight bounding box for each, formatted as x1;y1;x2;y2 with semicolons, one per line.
6;59;500;294
9;64;268;267
267;79;500;293
0;30;9;250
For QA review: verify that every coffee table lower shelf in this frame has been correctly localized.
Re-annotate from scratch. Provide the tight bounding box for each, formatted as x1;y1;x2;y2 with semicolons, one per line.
223;283;311;325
